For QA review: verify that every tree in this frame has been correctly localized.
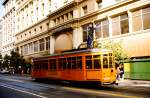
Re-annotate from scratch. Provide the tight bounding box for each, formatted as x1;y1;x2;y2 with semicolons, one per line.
3;54;10;69
98;40;130;64
9;51;32;74
0;53;3;69
9;51;20;68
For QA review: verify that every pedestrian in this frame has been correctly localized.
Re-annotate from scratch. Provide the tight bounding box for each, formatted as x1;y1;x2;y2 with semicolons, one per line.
119;64;124;80
116;65;120;81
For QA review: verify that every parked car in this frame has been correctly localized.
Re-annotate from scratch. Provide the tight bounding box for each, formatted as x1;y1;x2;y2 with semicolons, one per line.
0;69;10;74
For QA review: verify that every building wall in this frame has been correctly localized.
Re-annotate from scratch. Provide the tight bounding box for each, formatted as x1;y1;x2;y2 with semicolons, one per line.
0;18;2;53
14;0;150;61
2;0;15;56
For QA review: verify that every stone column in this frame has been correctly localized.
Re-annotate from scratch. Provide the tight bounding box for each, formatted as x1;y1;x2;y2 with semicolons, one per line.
73;27;83;49
50;35;55;54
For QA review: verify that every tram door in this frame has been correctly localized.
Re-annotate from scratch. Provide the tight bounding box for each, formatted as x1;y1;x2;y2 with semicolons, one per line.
85;55;102;80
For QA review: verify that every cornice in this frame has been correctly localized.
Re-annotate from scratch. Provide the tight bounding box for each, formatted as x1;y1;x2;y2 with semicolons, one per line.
15;29;49;45
2;7;15;18
15;17;49;36
2;0;9;5
78;0;138;22
48;1;77;18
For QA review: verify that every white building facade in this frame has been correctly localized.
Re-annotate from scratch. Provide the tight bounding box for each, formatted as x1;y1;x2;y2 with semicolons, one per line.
2;0;15;56
0;18;2;53
1;0;150;62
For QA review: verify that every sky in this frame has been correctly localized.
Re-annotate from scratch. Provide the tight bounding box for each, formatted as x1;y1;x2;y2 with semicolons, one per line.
0;0;3;18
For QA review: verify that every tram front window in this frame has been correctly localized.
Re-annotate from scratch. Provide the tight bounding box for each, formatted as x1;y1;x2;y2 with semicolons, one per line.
93;55;101;69
103;54;108;68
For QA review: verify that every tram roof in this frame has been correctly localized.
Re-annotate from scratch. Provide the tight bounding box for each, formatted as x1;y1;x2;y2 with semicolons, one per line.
52;48;112;56
33;48;112;60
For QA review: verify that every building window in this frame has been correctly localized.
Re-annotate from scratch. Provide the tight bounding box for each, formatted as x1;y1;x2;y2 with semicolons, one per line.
20;46;23;55
132;10;142;32
56;18;60;24
82;24;88;42
42;3;44;16
111;16;120;35
102;19;109;38
95;22;102;38
39;39;45;51
132;7;150;32
29;43;33;54
111;13;129;36
34;28;36;33
64;14;68;21
24;45;28;55
46;37;50;50
60;16;64;23
36;7;38;21
143;7;150;30
82;5;88;15
34;41;38;52
46;23;49;29
29;31;31;36
95;19;109;38
54;19;56;25
120;14;129;34
69;11;73;19
96;0;102;9
40;26;42;31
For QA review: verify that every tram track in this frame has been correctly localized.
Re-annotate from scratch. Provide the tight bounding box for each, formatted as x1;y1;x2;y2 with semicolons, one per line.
0;75;149;98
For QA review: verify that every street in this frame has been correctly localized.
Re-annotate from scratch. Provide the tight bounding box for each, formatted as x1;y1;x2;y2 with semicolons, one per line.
0;74;150;98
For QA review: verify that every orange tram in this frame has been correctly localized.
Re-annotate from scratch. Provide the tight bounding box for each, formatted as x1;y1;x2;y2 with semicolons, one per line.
32;48;117;85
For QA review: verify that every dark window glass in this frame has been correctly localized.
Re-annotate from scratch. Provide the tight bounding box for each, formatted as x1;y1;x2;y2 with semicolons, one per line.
143;7;150;30
67;58;71;69
62;58;66;69
71;57;76;69
93;55;101;69
58;58;63;70
103;56;108;68
46;37;50;50
109;57;113;68
50;59;56;70
77;56;82;69
120;14;129;34
86;56;92;69
82;25;88;42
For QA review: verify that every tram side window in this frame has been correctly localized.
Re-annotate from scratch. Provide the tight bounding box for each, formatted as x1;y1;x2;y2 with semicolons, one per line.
36;62;39;70
93;55;101;69
62;58;67;69
50;59;57;70
77;56;82;69
67;57;71;69
109;53;113;68
34;61;38;70
86;56;92;69
103;54;108;68
71;57;76;69
58;58;63;70
43;61;48;70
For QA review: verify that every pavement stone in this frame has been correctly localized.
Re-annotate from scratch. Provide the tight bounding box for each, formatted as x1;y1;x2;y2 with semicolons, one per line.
118;79;150;87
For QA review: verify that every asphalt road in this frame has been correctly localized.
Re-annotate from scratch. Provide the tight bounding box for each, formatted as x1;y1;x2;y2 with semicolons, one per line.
0;74;150;98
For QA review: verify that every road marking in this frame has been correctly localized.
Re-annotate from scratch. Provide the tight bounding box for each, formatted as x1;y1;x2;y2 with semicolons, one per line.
4;78;24;83
1;84;47;98
63;87;142;98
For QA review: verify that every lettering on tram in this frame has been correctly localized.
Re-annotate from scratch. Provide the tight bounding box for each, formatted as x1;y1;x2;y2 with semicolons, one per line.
32;48;116;85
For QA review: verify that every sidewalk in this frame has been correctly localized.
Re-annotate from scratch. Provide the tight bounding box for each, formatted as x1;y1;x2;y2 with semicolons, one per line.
118;79;150;87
